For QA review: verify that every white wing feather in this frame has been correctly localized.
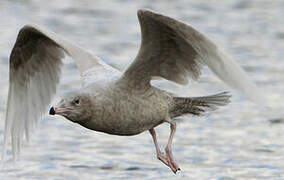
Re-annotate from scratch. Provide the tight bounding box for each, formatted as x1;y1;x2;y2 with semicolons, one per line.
2;24;118;161
123;10;264;103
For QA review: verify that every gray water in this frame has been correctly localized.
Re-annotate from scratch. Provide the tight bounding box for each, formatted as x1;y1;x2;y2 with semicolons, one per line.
0;0;284;179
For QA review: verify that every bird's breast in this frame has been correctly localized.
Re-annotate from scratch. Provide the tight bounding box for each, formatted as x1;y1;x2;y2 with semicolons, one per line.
83;88;170;136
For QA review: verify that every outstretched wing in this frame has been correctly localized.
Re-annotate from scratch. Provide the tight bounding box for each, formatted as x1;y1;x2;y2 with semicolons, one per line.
2;24;117;161
122;9;263;102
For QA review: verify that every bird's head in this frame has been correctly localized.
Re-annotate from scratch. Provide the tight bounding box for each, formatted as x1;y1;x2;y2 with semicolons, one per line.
49;93;93;124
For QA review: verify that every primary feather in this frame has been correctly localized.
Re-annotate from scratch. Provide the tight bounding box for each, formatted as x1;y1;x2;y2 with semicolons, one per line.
2;25;118;161
123;10;264;103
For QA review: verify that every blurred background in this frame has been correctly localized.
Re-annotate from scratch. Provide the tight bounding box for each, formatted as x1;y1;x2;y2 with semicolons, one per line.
0;0;284;179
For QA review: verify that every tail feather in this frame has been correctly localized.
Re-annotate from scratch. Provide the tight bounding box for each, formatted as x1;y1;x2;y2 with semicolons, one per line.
191;91;231;109
171;91;231;117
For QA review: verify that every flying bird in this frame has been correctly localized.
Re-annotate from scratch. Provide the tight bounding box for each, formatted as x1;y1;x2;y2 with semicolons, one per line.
2;9;263;173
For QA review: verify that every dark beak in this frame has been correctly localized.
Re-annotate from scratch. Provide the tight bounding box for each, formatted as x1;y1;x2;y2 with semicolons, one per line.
49;107;56;115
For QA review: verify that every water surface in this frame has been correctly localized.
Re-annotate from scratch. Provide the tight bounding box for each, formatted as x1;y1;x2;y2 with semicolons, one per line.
0;0;284;179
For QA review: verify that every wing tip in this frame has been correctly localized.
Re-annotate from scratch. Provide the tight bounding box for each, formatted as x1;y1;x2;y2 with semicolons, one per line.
21;24;40;30
17;24;45;39
137;9;160;18
137;9;149;16
20;24;51;36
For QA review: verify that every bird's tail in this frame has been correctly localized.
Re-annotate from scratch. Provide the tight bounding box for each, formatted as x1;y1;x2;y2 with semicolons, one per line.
170;91;231;117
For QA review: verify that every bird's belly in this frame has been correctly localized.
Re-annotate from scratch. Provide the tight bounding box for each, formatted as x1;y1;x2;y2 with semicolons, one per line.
85;93;169;136
101;110;165;136
101;117;164;136
111;116;164;136
82;115;163;136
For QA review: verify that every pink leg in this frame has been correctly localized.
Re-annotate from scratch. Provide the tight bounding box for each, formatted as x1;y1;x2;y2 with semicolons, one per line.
149;121;181;174
164;120;180;173
149;128;169;166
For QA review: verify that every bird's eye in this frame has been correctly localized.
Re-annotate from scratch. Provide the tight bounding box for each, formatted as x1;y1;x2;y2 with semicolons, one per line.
74;98;80;104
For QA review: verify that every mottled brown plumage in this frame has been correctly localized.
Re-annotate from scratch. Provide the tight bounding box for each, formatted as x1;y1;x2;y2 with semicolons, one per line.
3;9;261;173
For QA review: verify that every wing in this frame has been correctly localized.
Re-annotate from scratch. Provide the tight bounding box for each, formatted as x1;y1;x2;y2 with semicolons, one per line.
2;24;118;161
122;9;264;102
